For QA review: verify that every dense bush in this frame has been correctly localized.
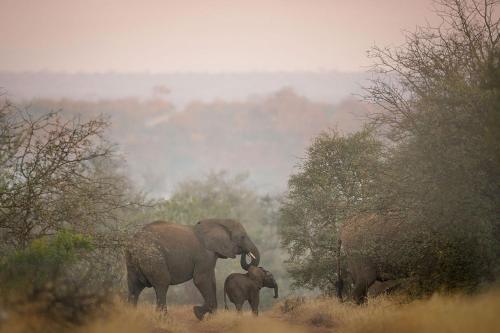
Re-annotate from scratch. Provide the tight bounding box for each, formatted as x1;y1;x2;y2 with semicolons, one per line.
364;0;500;293
280;0;500;296
0;98;145;323
0;231;118;323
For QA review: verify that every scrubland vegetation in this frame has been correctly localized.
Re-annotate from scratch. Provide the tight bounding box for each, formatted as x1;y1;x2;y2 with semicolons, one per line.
0;0;499;332
2;290;499;333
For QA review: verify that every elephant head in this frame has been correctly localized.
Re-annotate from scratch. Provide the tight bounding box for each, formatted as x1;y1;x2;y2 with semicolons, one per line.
243;264;279;298
194;218;260;268
263;269;279;298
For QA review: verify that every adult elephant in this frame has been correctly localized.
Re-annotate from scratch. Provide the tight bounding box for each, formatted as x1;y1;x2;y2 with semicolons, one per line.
125;218;260;320
340;213;403;304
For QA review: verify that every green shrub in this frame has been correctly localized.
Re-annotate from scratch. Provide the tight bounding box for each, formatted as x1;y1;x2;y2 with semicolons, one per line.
0;231;115;323
1;231;93;297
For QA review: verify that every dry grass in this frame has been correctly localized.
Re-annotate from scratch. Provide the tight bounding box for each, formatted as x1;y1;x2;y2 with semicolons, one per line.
76;304;310;333
272;290;500;333
0;311;57;333
1;290;499;333
75;303;187;333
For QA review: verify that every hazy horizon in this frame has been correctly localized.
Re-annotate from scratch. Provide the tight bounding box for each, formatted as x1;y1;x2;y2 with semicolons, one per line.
0;71;370;107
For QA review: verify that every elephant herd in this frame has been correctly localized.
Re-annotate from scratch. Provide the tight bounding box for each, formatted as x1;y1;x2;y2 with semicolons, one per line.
126;219;264;319
126;216;394;320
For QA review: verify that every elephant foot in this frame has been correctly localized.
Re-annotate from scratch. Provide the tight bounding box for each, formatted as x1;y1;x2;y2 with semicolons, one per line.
193;306;207;320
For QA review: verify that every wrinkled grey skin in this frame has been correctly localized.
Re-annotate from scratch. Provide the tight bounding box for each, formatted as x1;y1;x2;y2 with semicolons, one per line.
126;219;260;320
340;214;398;304
223;260;278;315
342;256;390;304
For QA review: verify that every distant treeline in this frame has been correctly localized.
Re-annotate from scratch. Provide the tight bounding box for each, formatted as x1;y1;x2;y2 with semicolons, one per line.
24;90;373;196
0;70;368;107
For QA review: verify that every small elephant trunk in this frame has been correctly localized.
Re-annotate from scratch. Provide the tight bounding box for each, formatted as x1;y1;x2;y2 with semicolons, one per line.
273;283;279;298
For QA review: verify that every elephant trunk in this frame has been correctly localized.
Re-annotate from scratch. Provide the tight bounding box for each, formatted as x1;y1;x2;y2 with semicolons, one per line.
240;253;250;270
240;240;260;270
273;282;279;298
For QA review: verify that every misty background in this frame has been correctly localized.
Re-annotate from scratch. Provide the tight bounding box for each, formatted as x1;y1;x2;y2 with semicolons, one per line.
0;0;436;196
0;71;374;196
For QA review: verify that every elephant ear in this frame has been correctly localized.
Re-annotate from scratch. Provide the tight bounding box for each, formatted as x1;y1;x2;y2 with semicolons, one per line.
194;220;236;258
247;266;264;288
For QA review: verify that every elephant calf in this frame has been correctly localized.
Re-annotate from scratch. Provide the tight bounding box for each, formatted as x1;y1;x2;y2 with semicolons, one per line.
223;265;278;315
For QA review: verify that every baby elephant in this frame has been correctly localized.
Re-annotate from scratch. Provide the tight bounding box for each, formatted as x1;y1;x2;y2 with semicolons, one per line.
224;266;278;315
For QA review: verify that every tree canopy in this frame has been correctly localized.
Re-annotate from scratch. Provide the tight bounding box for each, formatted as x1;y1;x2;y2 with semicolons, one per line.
280;0;500;295
279;128;383;293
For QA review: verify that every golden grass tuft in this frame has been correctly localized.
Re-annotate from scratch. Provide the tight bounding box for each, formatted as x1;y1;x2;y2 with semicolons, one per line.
341;291;500;333
79;304;311;333
1;289;499;333
0;311;60;333
76;303;179;333
272;290;500;333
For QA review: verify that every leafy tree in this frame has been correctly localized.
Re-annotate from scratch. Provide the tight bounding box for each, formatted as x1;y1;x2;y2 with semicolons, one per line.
0;97;145;322
279;128;383;294
0;98;142;250
364;0;500;292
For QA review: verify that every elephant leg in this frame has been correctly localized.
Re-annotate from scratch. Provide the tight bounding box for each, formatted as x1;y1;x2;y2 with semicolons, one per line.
128;283;145;306
154;285;169;311
249;294;259;316
352;283;369;305
353;275;378;305
350;258;377;305
235;302;243;313
127;271;145;306
141;263;171;311
193;270;217;320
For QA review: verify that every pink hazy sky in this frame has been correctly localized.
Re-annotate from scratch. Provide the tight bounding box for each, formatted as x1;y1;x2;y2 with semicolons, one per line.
0;0;436;73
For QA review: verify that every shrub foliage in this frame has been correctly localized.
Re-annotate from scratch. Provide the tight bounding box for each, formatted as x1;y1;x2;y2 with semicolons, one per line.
280;0;500;295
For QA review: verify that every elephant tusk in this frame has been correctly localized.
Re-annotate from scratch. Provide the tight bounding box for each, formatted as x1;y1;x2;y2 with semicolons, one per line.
248;252;256;260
